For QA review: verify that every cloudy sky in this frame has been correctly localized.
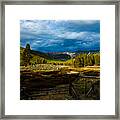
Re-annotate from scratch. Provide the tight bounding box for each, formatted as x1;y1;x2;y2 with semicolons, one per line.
20;20;100;52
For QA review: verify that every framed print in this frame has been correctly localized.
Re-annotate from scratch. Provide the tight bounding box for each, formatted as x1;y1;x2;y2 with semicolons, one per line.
0;0;119;119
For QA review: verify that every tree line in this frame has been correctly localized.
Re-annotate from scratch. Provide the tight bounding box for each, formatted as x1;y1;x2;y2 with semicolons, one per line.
73;53;100;67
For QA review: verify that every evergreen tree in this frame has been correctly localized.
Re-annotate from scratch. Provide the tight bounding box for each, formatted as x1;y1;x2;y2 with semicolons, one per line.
83;54;87;66
94;54;100;65
22;43;31;66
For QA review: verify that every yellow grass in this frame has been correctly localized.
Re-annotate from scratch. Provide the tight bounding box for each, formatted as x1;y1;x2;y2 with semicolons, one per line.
65;66;99;72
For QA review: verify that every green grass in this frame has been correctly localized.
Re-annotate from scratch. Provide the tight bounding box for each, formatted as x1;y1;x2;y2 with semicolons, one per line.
47;59;65;63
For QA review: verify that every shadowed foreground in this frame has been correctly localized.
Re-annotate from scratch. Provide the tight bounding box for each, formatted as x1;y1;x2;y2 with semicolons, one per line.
20;65;100;100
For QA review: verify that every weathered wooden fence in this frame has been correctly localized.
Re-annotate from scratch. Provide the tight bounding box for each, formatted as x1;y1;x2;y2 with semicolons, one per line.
69;75;100;100
20;75;100;100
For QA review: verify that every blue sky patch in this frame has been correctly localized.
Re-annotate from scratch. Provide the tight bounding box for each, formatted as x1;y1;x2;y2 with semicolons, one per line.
20;20;100;52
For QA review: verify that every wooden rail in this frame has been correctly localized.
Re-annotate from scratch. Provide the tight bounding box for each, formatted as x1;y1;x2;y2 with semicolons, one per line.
69;75;100;100
20;75;100;100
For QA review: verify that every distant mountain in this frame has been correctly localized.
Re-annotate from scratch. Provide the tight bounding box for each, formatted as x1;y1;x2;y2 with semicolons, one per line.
20;47;71;61
20;47;52;59
48;52;71;61
75;50;100;54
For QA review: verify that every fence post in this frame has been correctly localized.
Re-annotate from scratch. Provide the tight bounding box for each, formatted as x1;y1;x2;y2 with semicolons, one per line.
69;81;72;95
84;78;87;96
91;80;95;92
